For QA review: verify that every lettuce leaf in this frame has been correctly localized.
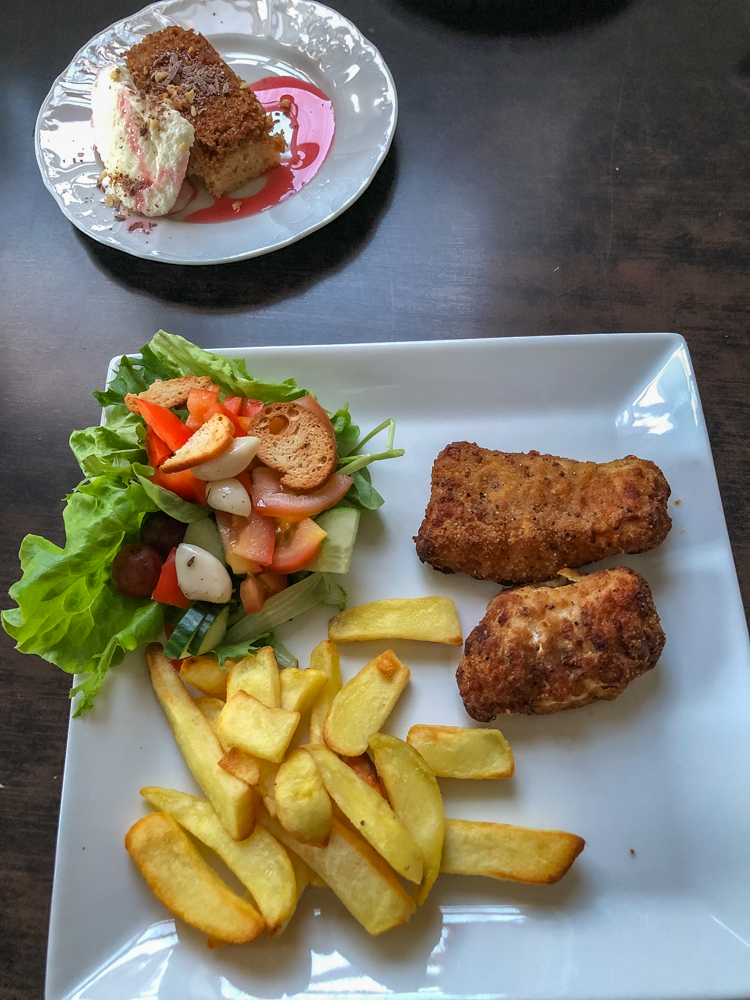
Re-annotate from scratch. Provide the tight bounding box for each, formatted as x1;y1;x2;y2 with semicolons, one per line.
1;476;163;716
70;406;146;473
93;345;178;407
148;330;308;403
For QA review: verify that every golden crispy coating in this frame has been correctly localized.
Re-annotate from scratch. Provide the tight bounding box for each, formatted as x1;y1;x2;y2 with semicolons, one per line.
415;443;671;585
456;567;665;720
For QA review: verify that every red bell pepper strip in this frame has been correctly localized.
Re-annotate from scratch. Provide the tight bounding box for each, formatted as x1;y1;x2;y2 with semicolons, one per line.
150;466;207;505
136;398;193;453
152;548;191;608
145;427;171;468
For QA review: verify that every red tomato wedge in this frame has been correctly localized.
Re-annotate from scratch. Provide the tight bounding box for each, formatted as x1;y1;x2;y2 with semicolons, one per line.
145;427;171;467
240;574;267;614
186;386;220;430
215;511;262;575
152;548;191;608
252;467;353;520
234;509;275;566
137;398;193;453
240;398;264;420
271;518;327;573
295;394;335;435
257;570;288;596
150;466;207;505
222;396;242;415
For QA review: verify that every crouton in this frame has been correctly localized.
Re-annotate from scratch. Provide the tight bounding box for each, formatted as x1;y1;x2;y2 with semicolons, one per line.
160;413;234;473
249;402;337;490
124;375;216;414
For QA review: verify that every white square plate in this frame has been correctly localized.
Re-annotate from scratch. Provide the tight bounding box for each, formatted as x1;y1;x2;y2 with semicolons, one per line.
46;334;750;1000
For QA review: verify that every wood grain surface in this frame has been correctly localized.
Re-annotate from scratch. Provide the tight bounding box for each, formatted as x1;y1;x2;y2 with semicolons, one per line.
1;0;748;997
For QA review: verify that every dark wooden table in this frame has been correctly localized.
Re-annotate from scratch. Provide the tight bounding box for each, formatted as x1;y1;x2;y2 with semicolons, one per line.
1;0;748;996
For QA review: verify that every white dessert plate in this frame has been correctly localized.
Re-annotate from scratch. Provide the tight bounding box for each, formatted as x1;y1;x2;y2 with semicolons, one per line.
34;0;397;264
46;334;750;1000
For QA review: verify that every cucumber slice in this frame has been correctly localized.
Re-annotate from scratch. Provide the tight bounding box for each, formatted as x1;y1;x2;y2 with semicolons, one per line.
164;605;208;659
308;507;361;573
192;606;230;655
184;517;226;564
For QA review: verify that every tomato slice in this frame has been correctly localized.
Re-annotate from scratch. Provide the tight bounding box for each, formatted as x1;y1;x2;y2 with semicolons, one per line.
152;548;191;608
222;396;242;415
186;386;220;430
145;426;171;467
150;466;207;505
214;511;262;575
257;570;288;596
233;509;275;566
240;573;267;614
252;467;353;520
241;398;264;420
271;517;327;573
295;394;335;434
137;398;193;453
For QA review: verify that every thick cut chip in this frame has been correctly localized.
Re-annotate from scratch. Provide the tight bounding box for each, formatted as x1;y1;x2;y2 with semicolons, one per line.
146;644;253;841
305;744;423;883
309;640;341;745
323;650;409;756
218;691;300;763
227;647;281;708
275;748;332;847
368;733;444;904
181;655;233;700
219;747;261;786
125;811;264;943
407;725;514;779
195;695;226;733
280;668;327;714
141;787;297;933
346;754;386;797
277;851;313;936
328;597;463;646
441;818;585;884
261;811;416;935
256;759;280;816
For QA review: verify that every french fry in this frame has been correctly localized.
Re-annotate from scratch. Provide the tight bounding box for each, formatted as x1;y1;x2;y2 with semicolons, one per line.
261;810;416;936
328;597;462;646
323;650;409;756
218;747;260;786
308;870;327;888
227;647;281;708
407;725;514;779
305;744;423;883
368;733;444;904
274;748;332;847
309;640;341;745
141;786;297;933
125;811;264;943
181;655;234;700
280;668;327;714
257;759;280;816
146;644;253;841
441;818;585;884
194;695;226;735
277;851;313;936
218;691;300;763
346;754;386;797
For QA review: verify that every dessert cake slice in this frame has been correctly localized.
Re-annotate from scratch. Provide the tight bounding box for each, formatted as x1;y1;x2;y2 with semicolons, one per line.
125;27;284;199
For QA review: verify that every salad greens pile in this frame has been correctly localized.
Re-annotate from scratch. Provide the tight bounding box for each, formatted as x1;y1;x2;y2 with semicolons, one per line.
2;331;403;716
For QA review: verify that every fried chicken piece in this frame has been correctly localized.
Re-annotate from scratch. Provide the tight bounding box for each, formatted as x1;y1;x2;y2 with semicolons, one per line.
456;567;665;720
415;443;671;585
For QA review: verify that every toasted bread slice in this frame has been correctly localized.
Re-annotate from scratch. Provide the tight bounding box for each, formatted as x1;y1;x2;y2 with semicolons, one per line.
249;403;337;490
161;413;234;473
125;375;216;414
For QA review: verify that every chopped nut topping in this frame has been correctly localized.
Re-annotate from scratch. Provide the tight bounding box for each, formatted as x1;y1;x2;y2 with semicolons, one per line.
104;192;117;207
232;200;242;212
280;98;291;109
149;118;160;131
188;45;195;54
179;141;188;152
109;67;122;80
153;71;168;83
185;89;196;103
190;105;197;116
239;80;249;90
163;98;174;108
98;169;108;183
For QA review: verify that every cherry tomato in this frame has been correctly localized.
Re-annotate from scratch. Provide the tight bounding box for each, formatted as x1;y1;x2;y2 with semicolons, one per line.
252;467;352;520
270;517;327;573
112;543;163;598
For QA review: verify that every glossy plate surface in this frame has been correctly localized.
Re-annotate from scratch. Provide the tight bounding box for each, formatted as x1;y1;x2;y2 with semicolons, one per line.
35;0;396;264
47;335;750;1000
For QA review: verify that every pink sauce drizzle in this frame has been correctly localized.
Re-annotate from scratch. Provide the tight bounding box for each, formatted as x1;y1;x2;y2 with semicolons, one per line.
185;76;335;224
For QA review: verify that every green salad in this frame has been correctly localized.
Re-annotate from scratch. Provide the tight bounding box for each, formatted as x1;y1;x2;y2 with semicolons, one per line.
2;331;403;715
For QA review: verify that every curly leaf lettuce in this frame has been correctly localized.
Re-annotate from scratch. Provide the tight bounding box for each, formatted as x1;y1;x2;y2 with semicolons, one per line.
2;476;163;715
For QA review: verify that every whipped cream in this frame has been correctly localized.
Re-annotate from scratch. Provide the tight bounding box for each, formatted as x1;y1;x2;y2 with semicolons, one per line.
91;65;195;217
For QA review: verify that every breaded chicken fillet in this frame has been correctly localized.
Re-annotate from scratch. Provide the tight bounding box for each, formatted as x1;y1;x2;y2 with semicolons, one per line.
457;567;665;720
415;443;671;585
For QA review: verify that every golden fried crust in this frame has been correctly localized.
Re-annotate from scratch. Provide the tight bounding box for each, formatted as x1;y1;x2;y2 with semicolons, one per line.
414;443;672;585
456;567;665;721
